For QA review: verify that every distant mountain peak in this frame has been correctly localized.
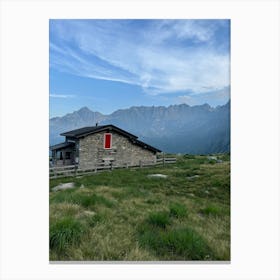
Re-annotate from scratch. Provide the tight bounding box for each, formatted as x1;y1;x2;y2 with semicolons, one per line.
50;102;230;154
77;106;92;113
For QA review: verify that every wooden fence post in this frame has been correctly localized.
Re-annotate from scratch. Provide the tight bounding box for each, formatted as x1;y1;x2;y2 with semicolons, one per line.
163;153;165;166
74;164;77;177
139;160;142;168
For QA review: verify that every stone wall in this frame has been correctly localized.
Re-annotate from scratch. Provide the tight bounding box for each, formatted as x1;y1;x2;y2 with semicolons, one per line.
78;131;157;169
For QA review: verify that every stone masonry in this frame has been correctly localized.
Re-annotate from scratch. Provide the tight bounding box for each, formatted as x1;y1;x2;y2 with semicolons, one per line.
78;131;157;169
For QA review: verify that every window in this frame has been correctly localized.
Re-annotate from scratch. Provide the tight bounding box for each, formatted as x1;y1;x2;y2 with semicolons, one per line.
65;152;71;159
104;133;112;149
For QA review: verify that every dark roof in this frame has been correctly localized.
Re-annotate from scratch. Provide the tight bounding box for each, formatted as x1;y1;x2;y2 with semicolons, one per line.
50;141;75;151
60;124;161;153
132;138;161;153
61;124;138;139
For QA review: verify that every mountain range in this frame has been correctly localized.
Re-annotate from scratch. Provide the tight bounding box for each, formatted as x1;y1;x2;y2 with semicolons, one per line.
50;101;230;154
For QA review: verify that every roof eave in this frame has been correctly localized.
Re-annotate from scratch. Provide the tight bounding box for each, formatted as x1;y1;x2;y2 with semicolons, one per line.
131;139;161;153
49;141;75;151
60;125;138;139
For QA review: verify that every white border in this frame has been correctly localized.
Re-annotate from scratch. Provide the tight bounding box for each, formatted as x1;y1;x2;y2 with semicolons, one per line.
0;0;279;279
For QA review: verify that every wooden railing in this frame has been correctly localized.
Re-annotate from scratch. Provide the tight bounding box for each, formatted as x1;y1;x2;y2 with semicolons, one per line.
49;157;176;179
156;157;177;165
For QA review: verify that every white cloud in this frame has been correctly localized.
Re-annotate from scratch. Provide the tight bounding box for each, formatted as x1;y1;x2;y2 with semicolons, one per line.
158;20;217;42
175;86;230;107
176;95;196;105
50;20;230;95
50;94;76;98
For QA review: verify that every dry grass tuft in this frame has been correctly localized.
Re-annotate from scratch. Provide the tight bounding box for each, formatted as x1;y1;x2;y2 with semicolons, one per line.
49;154;230;261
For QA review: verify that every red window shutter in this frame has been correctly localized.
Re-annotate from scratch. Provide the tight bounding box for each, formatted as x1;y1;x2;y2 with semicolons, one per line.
104;133;112;149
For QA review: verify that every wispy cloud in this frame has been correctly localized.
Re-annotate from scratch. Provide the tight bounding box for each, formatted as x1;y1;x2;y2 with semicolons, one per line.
175;86;230;107
176;95;196;106
50;93;76;98
50;19;230;96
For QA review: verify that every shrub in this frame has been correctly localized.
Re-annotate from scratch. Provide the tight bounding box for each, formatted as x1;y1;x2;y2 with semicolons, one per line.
93;195;115;208
138;226;214;260
194;158;207;164
50;192;114;209
147;211;170;228
86;213;104;227
145;198;162;204
201;205;221;216
212;179;222;188
220;153;230;161
169;202;188;218
183;154;195;159
50;217;85;252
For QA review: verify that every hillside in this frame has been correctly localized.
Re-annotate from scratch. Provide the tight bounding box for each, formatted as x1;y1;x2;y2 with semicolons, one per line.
50;101;230;154
49;154;230;261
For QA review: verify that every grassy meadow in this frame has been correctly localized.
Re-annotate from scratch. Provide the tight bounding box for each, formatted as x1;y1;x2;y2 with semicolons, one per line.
49;154;230;261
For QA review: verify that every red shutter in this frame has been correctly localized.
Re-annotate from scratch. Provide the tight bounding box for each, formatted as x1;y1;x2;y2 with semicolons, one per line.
104;133;112;149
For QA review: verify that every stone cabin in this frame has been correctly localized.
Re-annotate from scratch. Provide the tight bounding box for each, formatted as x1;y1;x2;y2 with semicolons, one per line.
50;124;161;169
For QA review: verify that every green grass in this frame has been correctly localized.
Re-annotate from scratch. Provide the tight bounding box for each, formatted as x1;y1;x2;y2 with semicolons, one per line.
147;211;170;228
50;191;115;210
50;217;86;253
200;204;228;217
138;226;215;260
49;154;230;261
145;198;162;205
169;202;188;218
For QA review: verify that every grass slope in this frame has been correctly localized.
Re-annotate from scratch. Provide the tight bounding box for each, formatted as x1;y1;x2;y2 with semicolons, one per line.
49;154;230;261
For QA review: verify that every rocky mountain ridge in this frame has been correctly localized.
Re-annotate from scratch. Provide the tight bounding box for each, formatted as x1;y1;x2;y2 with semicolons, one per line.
50;101;230;154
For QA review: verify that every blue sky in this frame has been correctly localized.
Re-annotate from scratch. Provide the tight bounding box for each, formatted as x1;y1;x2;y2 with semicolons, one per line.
50;19;230;117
